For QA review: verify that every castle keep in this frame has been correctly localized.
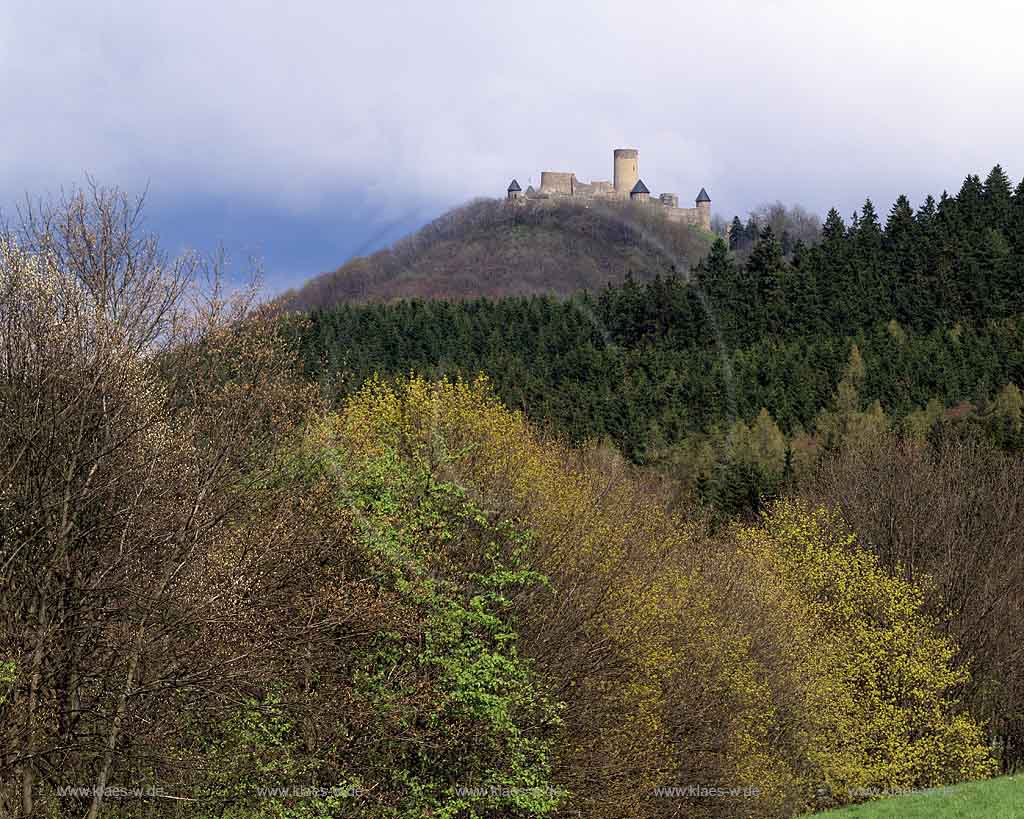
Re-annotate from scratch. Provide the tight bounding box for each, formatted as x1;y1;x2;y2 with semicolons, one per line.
506;147;712;231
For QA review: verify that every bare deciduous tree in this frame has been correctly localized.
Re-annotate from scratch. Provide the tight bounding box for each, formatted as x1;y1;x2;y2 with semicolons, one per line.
0;183;332;817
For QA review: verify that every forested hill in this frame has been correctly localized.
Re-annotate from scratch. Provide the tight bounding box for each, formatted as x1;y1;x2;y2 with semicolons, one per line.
292;165;1024;512
276;198;719;310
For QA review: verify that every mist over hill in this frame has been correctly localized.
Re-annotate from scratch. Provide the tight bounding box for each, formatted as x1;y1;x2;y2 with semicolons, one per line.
276;198;721;310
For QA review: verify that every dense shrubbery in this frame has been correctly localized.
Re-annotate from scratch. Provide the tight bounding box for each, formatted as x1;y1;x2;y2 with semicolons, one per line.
320;377;994;819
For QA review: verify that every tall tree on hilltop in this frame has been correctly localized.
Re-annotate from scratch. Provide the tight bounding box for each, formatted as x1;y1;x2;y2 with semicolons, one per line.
822;208;847;243
983;165;1014;232
785;239;822;337
916;194;938;231
929;192;964;325
885;195;921;325
695;239;743;344
885;195;916;244
909;194;945;328
854;200;886;323
957;173;986;235
1011;178;1024;252
818;209;856;332
955;176;992;317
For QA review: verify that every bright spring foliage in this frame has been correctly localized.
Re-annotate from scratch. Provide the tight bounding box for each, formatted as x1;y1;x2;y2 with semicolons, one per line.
324;376;995;819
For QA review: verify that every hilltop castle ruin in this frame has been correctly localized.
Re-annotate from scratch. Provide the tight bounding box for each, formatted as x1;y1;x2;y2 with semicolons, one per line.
506;147;712;231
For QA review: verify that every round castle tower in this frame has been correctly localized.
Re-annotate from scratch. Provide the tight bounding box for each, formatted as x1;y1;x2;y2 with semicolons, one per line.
613;148;639;198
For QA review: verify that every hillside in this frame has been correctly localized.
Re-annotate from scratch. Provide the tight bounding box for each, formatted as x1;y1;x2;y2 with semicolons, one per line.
294;167;1024;477
277;197;719;309
296;289;1024;467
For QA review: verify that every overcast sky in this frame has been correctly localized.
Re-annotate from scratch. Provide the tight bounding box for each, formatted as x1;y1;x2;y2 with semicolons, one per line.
3;0;1022;292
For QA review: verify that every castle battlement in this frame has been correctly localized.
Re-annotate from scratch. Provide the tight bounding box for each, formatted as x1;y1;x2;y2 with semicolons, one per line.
506;147;711;231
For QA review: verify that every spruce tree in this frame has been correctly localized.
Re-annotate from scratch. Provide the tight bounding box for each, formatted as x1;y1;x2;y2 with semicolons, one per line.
1011;178;1024;252
729;216;744;250
957;174;986;234
821;208;847;242
983;165;1014;231
819;210;856;332
885;195;920;325
747;226;787;336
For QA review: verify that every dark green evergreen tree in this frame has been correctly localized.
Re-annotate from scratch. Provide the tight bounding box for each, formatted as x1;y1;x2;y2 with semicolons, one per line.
729;216;744;250
983;165;1014;231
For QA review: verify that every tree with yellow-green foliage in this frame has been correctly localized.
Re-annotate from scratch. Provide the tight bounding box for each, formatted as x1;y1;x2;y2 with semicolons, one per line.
991;383;1023;432
325;375;696;816
738;501;996;800
816;345;890;451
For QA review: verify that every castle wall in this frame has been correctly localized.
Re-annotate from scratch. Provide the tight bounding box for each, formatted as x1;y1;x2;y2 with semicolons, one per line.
514;194;713;233
665;206;711;231
539;171;576;195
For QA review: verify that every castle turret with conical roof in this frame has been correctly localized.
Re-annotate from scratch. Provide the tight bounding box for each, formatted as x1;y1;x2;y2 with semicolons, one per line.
696;187;711;230
630;179;650;201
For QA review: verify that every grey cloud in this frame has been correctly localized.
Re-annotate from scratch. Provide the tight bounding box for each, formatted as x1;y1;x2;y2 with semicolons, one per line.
3;0;1023;224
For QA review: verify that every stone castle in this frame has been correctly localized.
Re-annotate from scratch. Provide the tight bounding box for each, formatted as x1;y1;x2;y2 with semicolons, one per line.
506;147;711;231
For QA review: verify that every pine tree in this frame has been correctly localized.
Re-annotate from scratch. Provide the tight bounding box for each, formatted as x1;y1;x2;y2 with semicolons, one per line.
854;199;888;322
885;195;916;243
858;198;882;242
957;174;986;234
818;209;855;333
696;239;743;344
787;240;822;337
